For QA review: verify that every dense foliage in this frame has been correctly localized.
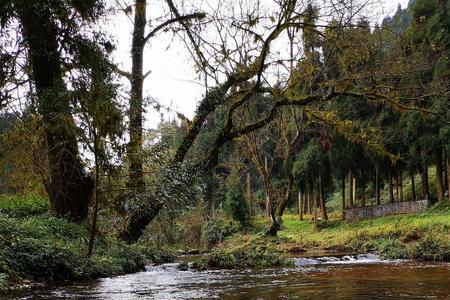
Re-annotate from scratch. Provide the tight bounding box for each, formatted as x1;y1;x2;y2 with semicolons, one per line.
0;195;173;288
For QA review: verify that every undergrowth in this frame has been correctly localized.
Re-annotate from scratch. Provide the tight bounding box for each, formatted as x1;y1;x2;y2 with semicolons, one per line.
0;195;173;291
193;236;293;270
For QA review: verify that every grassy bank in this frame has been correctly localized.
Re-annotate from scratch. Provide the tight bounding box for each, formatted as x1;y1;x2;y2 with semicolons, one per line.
215;206;450;264
0;195;173;292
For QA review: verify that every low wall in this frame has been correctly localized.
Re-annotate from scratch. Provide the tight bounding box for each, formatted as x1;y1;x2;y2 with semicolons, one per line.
343;200;428;221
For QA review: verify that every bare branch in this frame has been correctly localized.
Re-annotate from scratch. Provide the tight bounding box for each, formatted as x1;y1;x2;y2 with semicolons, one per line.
143;12;206;44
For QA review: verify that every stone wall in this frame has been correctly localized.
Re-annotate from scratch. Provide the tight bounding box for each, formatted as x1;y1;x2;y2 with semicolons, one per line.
343;200;429;221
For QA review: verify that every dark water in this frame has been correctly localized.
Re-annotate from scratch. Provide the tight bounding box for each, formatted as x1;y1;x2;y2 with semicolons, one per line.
6;254;450;300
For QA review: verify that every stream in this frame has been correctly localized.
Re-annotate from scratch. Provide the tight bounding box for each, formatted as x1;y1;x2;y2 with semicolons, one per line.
6;254;450;299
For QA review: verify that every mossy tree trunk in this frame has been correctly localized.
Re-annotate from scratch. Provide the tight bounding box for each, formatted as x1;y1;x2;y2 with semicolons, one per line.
128;0;147;191
19;5;92;222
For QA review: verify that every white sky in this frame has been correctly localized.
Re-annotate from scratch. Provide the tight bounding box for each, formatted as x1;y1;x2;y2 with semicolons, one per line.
110;0;409;129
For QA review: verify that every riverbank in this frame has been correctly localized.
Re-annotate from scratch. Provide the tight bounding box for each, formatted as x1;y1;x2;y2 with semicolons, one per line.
0;195;173;292
200;206;450;268
2;194;449;291
7;255;450;299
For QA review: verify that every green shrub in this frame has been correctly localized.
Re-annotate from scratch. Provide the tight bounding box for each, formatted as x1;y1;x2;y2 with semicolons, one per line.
413;234;450;261
224;172;250;226
427;201;450;213
316;219;340;229
0;198;173;290
202;218;240;247
193;243;292;270
0;194;48;217
0;273;8;290
362;238;408;259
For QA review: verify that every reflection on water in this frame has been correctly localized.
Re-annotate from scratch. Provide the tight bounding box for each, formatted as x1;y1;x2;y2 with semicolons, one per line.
6;254;450;300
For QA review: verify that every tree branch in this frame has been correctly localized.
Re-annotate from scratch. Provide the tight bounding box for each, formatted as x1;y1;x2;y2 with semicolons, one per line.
110;63;131;81
143;12;206;44
165;0;209;72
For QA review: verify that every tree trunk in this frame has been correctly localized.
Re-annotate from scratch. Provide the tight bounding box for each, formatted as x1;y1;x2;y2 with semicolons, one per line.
375;168;380;205
360;170;366;207
396;168;400;202
88;132;100;256
303;191;308;215
349;171;354;208
318;175;328;220
264;155;271;217
447;155;450;202
352;177;356;206
399;170;403;202
307;187;311;214
246;172;252;215
423;165;429;200
434;147;445;202
313;180;319;231
421;149;429;200
298;191;303;221
444;153;448;193
411;170;416;201
341;175;346;220
19;6;92;222
266;134;298;236
128;0;147;191
388;166;394;203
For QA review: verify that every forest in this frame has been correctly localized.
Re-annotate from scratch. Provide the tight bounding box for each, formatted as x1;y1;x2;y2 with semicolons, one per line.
0;0;449;298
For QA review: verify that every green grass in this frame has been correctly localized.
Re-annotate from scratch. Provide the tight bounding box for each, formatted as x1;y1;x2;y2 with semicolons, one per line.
0;194;173;291
222;206;450;262
277;210;450;249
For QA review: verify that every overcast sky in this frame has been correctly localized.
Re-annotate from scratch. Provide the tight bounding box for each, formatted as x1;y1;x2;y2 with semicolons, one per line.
110;0;409;129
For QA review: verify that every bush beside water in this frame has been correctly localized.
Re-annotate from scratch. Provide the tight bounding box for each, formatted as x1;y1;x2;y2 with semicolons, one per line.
0;195;173;291
193;242;293;270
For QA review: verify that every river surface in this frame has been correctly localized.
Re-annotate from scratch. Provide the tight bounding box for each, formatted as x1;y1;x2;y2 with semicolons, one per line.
6;254;450;300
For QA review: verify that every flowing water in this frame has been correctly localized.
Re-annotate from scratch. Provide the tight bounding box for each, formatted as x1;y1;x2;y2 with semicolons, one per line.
6;254;450;300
